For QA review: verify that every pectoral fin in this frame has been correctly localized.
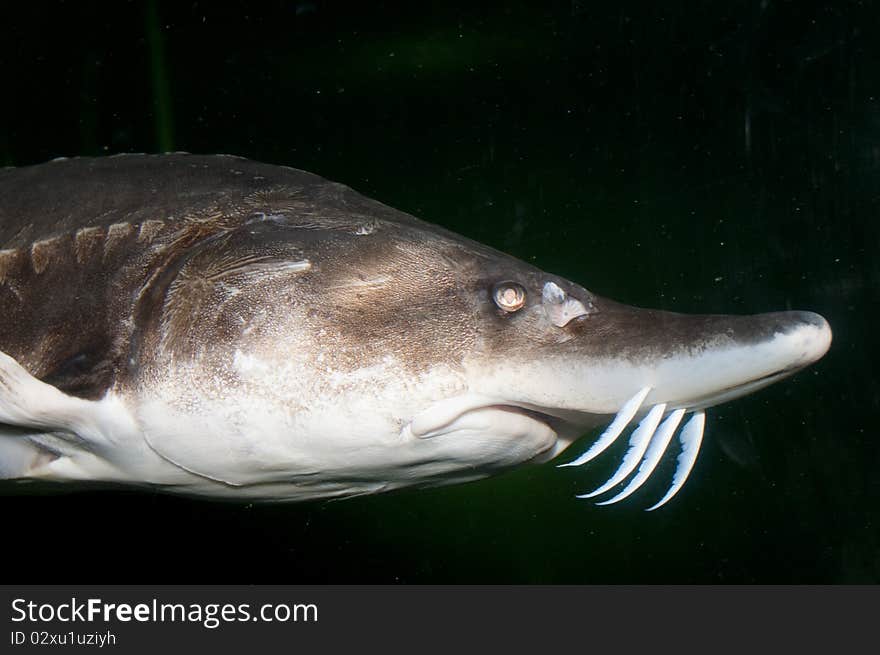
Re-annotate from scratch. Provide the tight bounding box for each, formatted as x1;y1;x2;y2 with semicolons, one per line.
0;350;94;432
0;349;129;480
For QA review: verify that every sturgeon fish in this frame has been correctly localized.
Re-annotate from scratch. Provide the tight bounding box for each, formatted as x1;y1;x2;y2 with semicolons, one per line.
0;154;831;508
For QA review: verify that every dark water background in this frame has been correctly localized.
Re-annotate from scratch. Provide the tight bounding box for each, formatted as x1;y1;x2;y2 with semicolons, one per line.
1;1;877;582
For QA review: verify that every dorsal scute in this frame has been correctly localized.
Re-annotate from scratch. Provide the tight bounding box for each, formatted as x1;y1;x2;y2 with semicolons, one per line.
0;248;26;284
0;220;173;283
30;236;67;275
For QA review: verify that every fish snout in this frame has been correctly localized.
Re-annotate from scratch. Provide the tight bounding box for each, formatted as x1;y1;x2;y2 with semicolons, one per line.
642;308;833;412
777;310;832;369
730;309;832;376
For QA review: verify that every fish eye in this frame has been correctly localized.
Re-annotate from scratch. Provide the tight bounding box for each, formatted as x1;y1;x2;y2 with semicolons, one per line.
492;281;527;312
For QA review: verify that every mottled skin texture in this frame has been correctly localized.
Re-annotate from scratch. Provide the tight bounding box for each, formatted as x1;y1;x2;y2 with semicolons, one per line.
0;155;499;401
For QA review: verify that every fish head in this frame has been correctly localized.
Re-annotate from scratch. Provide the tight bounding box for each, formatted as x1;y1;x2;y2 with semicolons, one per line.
386;229;832;507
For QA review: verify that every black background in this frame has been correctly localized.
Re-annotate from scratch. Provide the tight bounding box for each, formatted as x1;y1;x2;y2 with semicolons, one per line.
1;1;877;583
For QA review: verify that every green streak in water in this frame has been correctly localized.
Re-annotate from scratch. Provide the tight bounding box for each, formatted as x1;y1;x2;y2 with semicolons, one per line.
145;0;174;152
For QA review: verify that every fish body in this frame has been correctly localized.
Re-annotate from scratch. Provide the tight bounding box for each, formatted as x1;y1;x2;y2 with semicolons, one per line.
0;154;831;506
